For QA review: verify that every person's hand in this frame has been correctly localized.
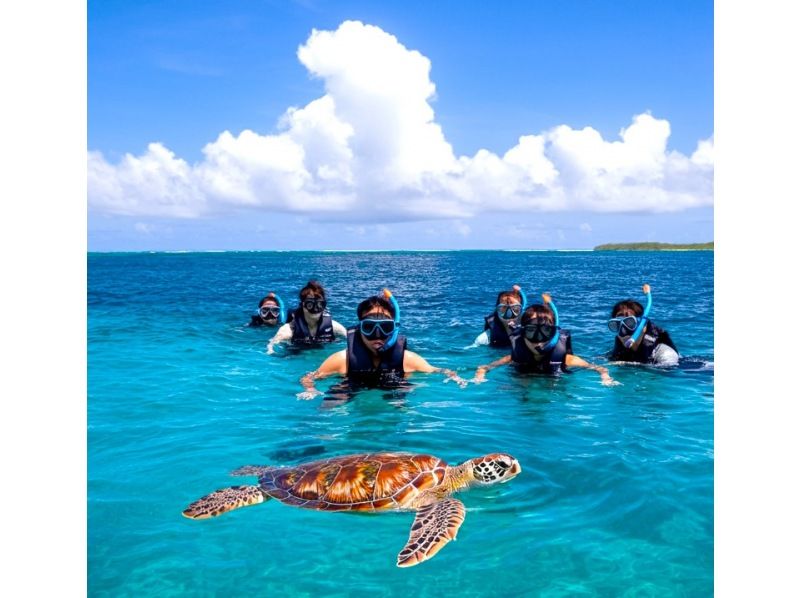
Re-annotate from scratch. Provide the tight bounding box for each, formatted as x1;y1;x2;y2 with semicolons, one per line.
444;374;469;389
601;373;621;387
471;369;488;385
296;389;323;400
266;344;276;355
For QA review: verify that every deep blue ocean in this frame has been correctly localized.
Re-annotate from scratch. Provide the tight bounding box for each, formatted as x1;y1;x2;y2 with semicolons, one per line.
88;251;713;597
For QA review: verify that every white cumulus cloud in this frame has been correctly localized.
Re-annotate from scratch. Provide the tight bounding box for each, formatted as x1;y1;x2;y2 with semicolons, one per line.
88;20;713;220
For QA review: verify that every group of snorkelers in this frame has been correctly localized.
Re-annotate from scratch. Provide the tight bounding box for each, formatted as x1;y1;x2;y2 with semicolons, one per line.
250;280;679;398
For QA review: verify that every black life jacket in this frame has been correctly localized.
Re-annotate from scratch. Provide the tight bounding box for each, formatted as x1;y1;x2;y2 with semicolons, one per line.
483;314;515;347
510;329;572;375
345;328;406;387
609;323;677;364
290;307;335;345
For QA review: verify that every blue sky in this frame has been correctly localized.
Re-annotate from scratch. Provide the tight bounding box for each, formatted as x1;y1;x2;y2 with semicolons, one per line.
88;0;713;251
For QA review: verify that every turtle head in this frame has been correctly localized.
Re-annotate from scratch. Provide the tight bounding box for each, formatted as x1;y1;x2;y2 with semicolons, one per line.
468;453;521;485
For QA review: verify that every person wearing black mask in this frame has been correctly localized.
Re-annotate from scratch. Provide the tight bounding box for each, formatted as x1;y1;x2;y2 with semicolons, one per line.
267;281;347;353
472;294;618;386
249;292;288;328
297;291;466;399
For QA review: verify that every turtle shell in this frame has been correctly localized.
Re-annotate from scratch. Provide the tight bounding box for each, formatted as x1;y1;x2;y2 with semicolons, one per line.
258;452;448;512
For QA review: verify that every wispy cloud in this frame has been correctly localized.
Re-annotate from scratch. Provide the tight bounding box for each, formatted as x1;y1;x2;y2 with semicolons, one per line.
90;20;713;221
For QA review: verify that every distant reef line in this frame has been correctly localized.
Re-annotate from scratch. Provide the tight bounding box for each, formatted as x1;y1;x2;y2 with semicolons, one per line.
593;242;713;251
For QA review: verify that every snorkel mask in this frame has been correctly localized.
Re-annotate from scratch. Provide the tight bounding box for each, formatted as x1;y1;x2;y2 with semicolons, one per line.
622;284;651;349
496;284;528;321
302;297;327;315
260;292;287;325
379;288;400;352
524;293;560;354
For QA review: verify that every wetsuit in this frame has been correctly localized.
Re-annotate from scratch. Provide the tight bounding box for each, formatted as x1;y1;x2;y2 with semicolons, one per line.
510;329;573;374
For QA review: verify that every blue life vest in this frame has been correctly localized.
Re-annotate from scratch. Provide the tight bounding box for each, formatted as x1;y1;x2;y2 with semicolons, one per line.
510;329;572;375
610;323;676;364
483;314;515;347
345;328;406;387
290;307;335;345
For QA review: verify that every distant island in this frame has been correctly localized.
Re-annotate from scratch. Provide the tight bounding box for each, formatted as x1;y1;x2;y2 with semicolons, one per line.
594;242;713;251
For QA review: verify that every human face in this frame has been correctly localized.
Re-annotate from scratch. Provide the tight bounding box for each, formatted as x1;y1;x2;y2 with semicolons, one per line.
359;308;394;353
610;308;643;346
496;293;523;321
522;315;555;351
301;294;326;316
259;301;280;324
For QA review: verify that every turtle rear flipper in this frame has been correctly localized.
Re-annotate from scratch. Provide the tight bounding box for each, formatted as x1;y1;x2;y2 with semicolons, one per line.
397;498;466;567
182;485;269;519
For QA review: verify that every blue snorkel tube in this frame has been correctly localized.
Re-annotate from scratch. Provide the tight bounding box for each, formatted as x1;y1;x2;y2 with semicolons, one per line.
624;284;652;349
268;292;287;325
513;284;527;311
541;292;560;352
380;288;401;352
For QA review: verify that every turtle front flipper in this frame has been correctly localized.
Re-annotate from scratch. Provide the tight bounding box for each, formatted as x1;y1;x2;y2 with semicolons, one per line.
397;498;466;567
182;485;269;519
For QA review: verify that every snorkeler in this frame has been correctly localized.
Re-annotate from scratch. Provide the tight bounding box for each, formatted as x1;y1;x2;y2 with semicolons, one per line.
297;290;467;399
249;292;289;328
471;285;526;347
473;293;618;386
608;284;679;366
267;280;347;353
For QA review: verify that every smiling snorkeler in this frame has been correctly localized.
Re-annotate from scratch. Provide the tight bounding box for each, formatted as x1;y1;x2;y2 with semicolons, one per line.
473;293;618;386
249;292;288;328
471;284;526;348
267;280;347;354
298;289;468;399
607;284;679;366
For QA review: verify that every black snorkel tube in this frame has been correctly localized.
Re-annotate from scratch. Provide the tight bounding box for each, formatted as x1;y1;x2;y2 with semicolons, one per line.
379;288;401;352
624;284;652;349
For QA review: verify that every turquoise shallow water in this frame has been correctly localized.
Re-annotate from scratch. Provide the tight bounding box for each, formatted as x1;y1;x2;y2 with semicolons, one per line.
88;251;713;597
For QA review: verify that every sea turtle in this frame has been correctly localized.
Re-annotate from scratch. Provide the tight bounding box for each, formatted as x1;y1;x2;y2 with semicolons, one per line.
182;451;521;567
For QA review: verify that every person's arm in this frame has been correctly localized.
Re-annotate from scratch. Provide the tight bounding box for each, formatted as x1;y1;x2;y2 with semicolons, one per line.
403;351;468;388
297;350;347;399
565;354;619;386
266;323;293;354
472;355;513;383
331;320;348;339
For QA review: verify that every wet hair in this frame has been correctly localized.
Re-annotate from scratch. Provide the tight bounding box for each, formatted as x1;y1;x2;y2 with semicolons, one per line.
611;300;644;318
259;294;279;308
520;304;555;325
356;296;395;320
300;280;326;300
495;288;524;305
